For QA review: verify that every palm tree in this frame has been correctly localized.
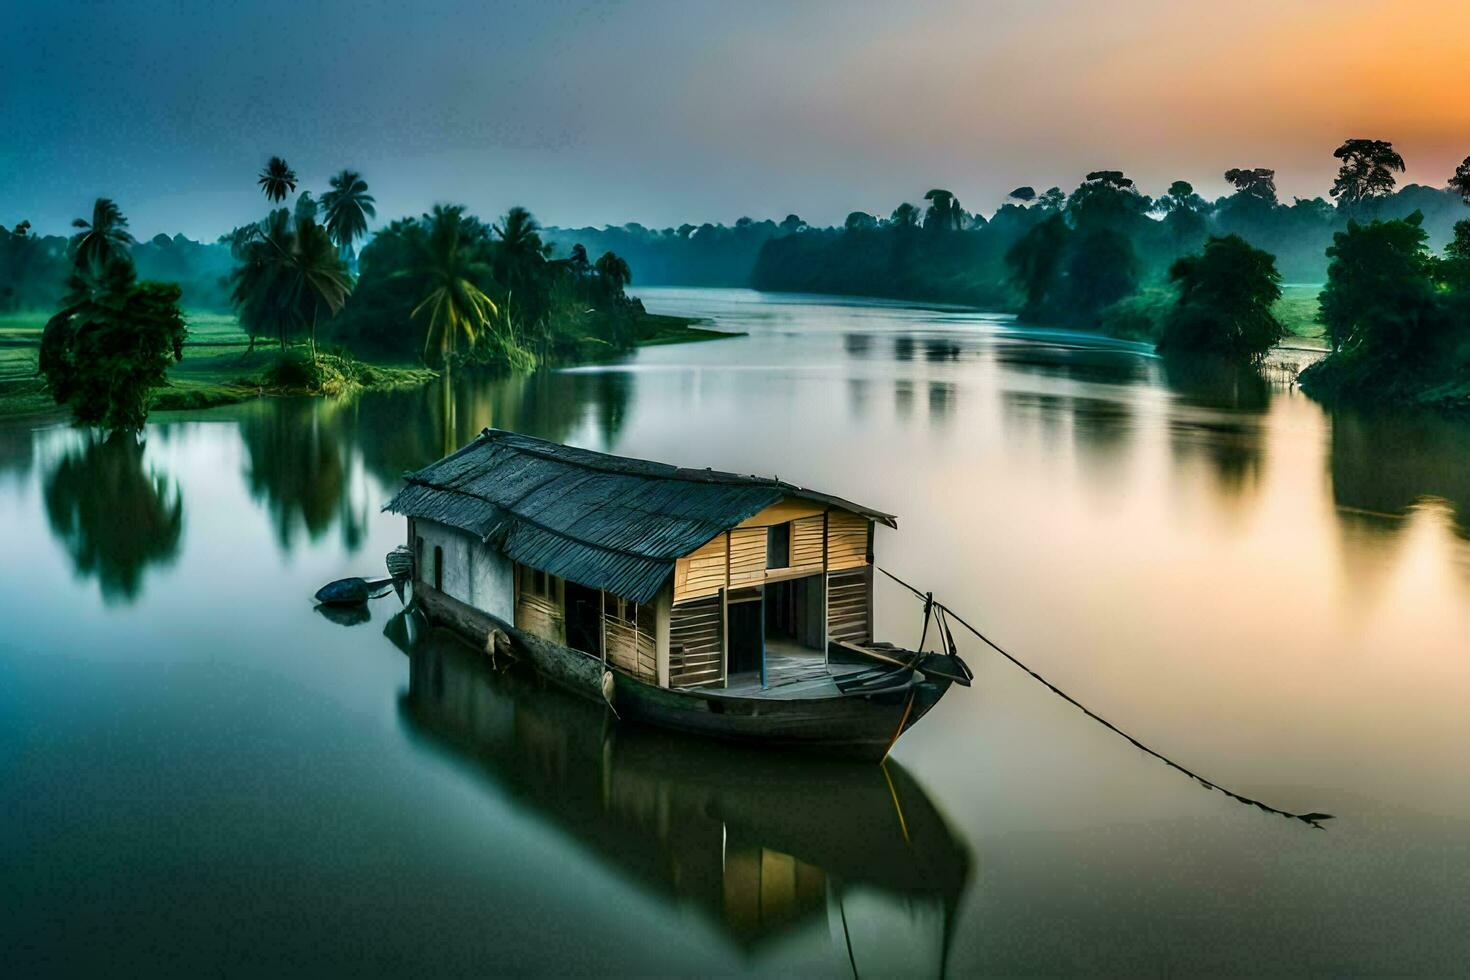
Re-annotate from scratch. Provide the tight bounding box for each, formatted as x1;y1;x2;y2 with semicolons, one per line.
321;170;377;264
594;251;632;293
70;198;136;271
258;156;298;204
291;217;351;359
493;207;550;273
229;209;350;357
408;205;499;366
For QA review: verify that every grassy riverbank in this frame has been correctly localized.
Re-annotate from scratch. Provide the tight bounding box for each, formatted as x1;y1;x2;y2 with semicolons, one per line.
0;309;723;423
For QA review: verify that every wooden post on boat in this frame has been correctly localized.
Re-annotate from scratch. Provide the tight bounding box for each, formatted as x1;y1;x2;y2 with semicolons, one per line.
821;509;830;668
917;592;934;653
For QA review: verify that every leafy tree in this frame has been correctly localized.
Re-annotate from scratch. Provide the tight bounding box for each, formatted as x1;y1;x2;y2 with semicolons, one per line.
1330;139;1405;209
1434;220;1470;292
923;189;965;231
321;170;377;263
0;219;68;311
70;198;136;271
1159;180;1209;249
1067;171;1149;234
258;156;298;203
1158;235;1283;362
1224;168;1278;204
1005;213;1070;317
1319;211;1436;354
844;211;878;232
1062;227;1139;322
1159;180;1205;212
889;202;920;227
40;266;187;430
1450;155;1470;205
1037;187;1066;210
778;214;806;235
1008;186;1036;204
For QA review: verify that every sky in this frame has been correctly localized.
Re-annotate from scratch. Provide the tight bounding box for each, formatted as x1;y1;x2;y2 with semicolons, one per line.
5;0;1470;239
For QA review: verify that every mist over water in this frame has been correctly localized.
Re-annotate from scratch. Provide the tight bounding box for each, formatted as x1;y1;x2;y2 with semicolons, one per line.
2;288;1468;974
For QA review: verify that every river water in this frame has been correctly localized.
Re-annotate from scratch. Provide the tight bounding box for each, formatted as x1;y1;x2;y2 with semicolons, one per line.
2;287;1468;974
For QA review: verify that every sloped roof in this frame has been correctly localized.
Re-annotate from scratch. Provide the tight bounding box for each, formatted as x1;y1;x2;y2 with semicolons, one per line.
384;428;895;603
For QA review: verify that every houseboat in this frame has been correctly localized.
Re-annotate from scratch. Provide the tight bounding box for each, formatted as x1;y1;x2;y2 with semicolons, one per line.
384;428;969;760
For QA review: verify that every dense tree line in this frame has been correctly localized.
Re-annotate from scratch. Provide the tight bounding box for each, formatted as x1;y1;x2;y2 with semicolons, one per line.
542;216;796;287
1299;207;1470;407
752;142;1468;314
1;223;233;311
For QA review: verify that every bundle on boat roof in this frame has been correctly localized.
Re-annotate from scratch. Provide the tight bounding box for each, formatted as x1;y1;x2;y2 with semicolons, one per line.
383;428;895;604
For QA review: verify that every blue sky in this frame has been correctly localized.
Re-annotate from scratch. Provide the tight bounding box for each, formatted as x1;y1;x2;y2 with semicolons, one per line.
6;0;1467;238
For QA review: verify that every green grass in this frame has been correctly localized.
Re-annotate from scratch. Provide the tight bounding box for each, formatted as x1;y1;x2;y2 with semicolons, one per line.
632;313;742;347
0;307;737;422
0;309;434;421
1273;284;1325;344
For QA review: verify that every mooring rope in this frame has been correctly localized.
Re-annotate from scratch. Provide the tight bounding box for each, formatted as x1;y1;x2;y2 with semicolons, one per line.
876;565;1334;830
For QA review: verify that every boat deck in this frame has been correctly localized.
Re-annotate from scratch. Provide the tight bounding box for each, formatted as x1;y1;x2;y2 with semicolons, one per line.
711;638;899;700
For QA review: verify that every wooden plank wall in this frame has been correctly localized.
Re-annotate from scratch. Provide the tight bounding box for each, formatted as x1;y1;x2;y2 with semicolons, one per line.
827;512;870;570
673;534;727;603
728;527;767;587
826;567;872;645
515;591;565;645
669;594;723;687
604;602;658;683
791;516;825;573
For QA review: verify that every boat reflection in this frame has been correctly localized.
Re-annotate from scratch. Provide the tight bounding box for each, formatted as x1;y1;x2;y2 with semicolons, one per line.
388;613;972;970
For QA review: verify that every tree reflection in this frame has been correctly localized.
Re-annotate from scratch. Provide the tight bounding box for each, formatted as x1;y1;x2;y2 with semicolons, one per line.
1329;410;1470;541
43;432;182;603
238;398;363;552
1162;355;1270;501
231;367;638;550
348;368;635;487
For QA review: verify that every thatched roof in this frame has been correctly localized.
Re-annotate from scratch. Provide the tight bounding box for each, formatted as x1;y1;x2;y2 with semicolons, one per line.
384;428;895;603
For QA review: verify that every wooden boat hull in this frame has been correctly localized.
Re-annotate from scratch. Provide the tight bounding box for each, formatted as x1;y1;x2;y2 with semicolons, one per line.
414;584;961;761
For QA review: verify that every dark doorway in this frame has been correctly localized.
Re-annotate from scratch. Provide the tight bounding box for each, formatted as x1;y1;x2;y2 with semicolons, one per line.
727;592;764;674
765;576;824;650
564;581;602;657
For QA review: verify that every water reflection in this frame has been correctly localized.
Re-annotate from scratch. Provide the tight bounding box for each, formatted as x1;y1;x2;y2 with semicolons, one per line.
0;425;35;484
1329;410;1470;541
993;338;1150;386
1163;358;1270;504
924;339;962;363
239;399;365;552
392;616;971;970
895;379;915;420
928;381;956;424
42;432;182;603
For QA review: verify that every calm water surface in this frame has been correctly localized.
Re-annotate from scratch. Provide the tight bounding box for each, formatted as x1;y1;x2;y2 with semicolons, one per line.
3;287;1469;974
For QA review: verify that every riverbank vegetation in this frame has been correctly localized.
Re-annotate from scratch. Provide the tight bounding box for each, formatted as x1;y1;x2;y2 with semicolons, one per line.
1;156;718;425
1298;213;1470;411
